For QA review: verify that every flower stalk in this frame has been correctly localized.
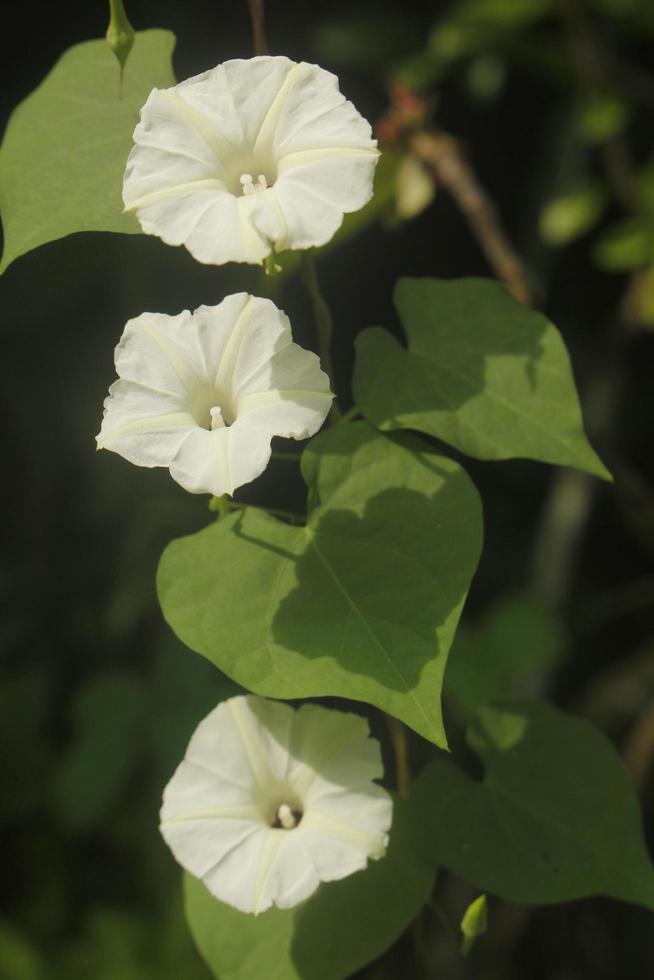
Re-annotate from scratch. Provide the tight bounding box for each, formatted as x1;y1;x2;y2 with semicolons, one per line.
301;251;342;421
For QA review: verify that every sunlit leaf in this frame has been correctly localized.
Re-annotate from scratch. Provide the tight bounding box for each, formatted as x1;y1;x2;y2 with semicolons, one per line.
0;30;176;273
354;277;610;479
158;423;483;746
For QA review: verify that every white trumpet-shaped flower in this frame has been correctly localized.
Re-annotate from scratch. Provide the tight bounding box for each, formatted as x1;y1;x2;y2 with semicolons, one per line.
123;56;380;266
160;696;393;914
96;294;332;496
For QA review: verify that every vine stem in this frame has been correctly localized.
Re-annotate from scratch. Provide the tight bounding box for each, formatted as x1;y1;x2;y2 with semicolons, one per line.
410;130;533;306
301;251;342;421
246;0;268;55
385;715;410;797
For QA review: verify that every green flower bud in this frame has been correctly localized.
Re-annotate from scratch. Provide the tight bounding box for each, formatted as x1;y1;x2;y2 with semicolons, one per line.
106;0;135;74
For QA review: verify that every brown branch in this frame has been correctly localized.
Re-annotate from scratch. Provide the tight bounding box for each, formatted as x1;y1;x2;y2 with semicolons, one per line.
410;130;533;307
247;0;268;55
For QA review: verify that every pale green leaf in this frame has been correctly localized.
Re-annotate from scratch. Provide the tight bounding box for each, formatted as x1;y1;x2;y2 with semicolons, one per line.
412;701;654;910
184;798;434;980
353;277;610;479
0;29;176;273
157;423;483;746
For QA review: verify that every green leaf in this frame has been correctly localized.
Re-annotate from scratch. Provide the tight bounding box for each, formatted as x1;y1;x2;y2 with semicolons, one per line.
412;701;654;910
445;592;565;718
459;894;487;955
157;422;483;746
353;278;610;479
184;798;434;980
0;29;176;274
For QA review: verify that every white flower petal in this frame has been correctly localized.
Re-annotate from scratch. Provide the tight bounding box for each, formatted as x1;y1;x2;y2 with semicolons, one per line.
272;62;374;155
123;56;379;265
159;695;393;914
97;295;332;495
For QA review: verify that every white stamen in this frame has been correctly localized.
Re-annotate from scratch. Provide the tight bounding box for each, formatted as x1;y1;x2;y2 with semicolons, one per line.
277;803;297;829
240;172;268;196
210;406;226;430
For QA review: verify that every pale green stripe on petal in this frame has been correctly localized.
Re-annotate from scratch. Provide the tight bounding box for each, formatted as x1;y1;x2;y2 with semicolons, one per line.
302;809;386;857
238;389;331;412
213;427;234;497
164;90;241;165
252;63;303;158
253;830;288;915
139;320;205;399
213;295;255;391
161;803;263;826
125;177;228;211
98;411;193;445
229;699;277;796
278;146;379;173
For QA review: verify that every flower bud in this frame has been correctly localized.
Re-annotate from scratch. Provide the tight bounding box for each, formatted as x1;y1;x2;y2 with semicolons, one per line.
106;0;135;74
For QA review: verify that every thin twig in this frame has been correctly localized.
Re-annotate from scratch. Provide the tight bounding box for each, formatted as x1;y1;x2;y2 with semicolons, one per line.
410;130;533;306
246;0;268;55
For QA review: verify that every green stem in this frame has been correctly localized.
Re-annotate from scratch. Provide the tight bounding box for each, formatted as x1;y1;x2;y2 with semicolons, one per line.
337;405;361;425
209;495;233;518
385;715;410;797
301;251;342;422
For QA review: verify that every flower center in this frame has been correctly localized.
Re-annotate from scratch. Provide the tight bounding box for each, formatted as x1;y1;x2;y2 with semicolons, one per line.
240;173;270;196
210;406;227;430
272;803;303;830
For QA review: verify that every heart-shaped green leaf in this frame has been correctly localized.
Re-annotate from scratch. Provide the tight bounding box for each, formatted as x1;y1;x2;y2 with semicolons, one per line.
412;701;654;910
184;798;434;980
353;277;610;479
0;30;176;273
157;423;483;746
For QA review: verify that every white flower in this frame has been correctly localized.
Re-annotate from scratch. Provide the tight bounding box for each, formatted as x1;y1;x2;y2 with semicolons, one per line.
123;56;379;266
160;695;393;914
96;293;332;496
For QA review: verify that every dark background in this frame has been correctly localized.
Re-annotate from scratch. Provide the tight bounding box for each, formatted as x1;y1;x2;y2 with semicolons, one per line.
2;1;654;977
